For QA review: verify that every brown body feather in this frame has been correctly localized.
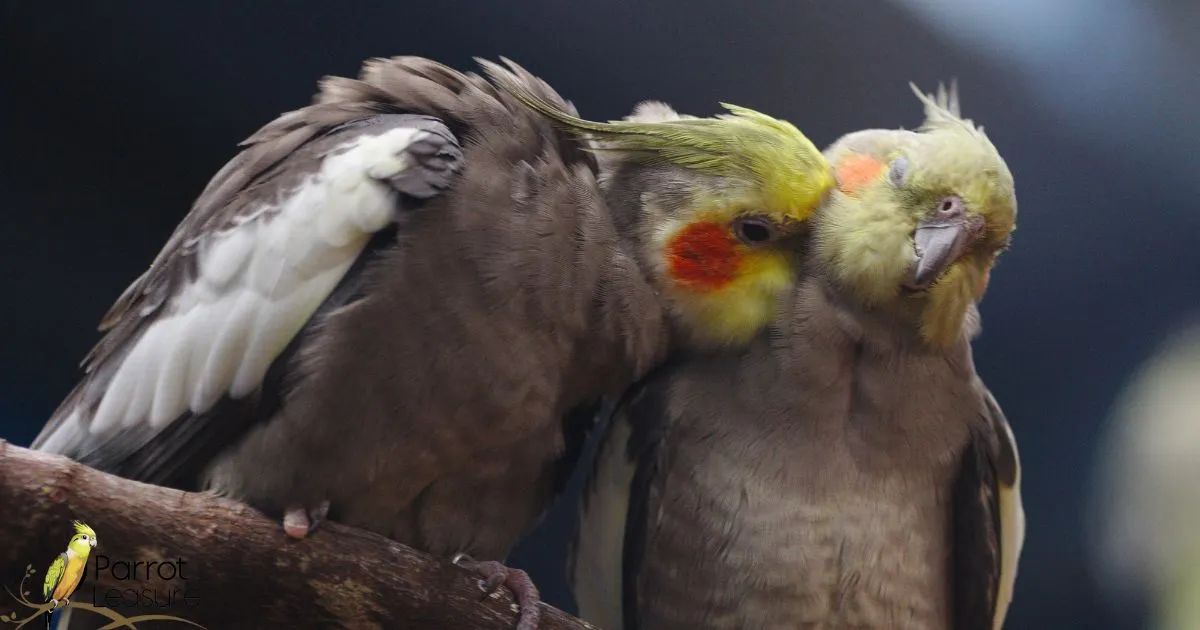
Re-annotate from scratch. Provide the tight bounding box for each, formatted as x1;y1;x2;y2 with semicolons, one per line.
575;272;1021;630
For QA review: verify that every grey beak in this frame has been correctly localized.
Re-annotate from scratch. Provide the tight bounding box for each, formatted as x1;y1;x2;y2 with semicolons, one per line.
908;216;972;290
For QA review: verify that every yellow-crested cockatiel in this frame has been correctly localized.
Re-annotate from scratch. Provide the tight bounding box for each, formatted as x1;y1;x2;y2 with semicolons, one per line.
31;56;833;629
572;84;1025;630
42;521;98;629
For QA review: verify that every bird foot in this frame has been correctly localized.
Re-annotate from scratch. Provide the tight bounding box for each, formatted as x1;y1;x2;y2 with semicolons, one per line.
452;553;541;630
282;501;331;539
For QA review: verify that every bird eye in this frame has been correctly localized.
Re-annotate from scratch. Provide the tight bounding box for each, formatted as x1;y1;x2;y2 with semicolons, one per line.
888;157;909;188
936;195;965;217
732;217;777;245
81;536;88;542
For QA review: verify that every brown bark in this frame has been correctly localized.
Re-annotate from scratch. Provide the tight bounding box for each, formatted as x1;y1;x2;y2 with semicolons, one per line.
0;441;597;629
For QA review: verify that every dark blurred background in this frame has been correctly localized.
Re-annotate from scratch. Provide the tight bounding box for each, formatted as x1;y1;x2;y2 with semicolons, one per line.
2;1;1197;628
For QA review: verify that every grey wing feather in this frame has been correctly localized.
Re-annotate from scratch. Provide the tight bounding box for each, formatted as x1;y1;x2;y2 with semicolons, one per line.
952;384;1024;630
620;379;672;630
983;387;1025;629
570;359;682;630
31;58;484;485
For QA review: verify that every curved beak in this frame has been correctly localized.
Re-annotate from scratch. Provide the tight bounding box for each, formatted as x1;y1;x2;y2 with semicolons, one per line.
90;538;98;548
907;215;982;290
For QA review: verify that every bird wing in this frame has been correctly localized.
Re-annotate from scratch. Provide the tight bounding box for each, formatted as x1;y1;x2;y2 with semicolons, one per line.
546;399;614;519
952;384;1026;630
42;553;66;601
570;402;636;630
570;361;680;630
31;60;468;486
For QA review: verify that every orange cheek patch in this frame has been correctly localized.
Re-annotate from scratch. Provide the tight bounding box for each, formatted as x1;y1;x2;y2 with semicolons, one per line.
665;221;742;292
835;154;885;197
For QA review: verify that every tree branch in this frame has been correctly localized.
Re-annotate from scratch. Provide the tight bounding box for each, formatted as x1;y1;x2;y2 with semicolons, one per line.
0;441;597;630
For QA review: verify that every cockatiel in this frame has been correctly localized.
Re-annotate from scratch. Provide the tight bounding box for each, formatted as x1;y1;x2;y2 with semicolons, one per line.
30;56;833;628
572;84;1025;630
42;521;98;628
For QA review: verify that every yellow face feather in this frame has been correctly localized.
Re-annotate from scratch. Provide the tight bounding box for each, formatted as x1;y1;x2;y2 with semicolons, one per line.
486;58;833;347
644;171;821;347
670;244;796;346
816;82;1017;349
68;521;98;556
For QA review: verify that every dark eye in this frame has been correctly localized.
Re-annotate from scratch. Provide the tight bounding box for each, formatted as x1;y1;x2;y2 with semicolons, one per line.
732;217;777;245
937;195;965;217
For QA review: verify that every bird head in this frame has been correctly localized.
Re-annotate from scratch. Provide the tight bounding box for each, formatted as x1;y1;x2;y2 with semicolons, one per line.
69;520;98;554
489;65;834;348
815;82;1016;349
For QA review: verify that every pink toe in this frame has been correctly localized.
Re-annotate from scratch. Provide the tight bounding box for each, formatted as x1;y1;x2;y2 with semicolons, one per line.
282;507;311;539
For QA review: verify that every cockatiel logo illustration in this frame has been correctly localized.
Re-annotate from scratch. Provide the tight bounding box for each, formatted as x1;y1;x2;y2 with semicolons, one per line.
41;521;97;628
1;518;205;629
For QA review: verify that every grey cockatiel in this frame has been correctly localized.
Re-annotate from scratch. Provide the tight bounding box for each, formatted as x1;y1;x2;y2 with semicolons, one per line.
571;84;1025;630
31;55;834;628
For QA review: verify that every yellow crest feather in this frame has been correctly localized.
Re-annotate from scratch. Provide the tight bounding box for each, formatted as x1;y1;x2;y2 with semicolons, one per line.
482;57;834;224
909;80;991;142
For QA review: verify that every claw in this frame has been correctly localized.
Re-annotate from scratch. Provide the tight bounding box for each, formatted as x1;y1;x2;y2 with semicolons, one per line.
282;501;331;539
453;553;542;630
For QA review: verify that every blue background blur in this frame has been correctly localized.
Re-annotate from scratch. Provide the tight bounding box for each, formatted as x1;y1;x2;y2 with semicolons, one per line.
2;1;1197;628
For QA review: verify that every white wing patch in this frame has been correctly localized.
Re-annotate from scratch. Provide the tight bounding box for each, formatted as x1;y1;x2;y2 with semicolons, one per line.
994;418;1025;630
573;415;635;630
50;127;429;446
